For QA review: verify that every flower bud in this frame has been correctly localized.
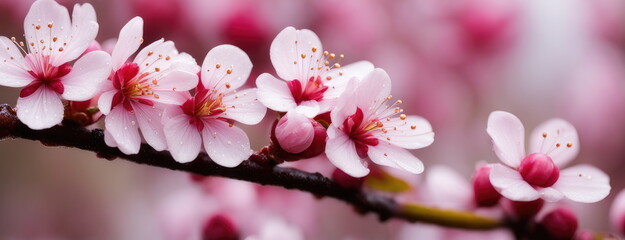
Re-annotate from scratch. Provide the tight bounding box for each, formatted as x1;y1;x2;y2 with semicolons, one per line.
537;207;578;240
610;189;625;236
203;214;240;240
472;165;501;207
506;199;544;220
519;153;559;187
269;111;327;161
64;96;102;127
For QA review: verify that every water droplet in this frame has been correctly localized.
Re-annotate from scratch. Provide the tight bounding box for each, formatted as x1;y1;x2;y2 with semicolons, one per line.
131;121;136;125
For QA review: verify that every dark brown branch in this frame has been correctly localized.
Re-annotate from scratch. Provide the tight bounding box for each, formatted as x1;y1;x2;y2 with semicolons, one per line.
0;104;500;230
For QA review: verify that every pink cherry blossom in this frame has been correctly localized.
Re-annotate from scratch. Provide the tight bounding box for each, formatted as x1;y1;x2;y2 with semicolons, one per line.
162;44;266;166
487;111;611;203
0;0;111;129
256;26;374;118
98;17;200;154
610;189;625;236
325;68;434;177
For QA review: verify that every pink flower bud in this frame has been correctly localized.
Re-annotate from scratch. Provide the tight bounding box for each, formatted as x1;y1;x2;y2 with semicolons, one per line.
472;165;501;207
269;111;328;161
203;214;240;240
64;96;102;127
506;199;544;220
519;153;559;187
610;189;625;236
537;207;578;240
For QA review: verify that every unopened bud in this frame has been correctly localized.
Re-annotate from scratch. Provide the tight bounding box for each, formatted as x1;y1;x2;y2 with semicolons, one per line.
472;165;501;207
506;199;544;220
610;189;625;236
64;96;102;127
203;214;240;240
269;112;327;161
537;207;578;240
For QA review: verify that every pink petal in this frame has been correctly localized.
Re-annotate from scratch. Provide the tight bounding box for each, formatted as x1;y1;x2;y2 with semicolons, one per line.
112;17;143;70
97;89;117;115
221;88;266;125
538;187;564;202
133;103;167;151
170;52;200;74
24;0;71;64
256;73;297;112
105;106;141;154
374;115;434;149
16;86;63;130
352;69;392;112
489;164;540;201
104;129;117;147
487;111;526;168
61;51;111;101
275;110;314;153
201;119;251;167
0;37;31;87
144;91;192;106
330;78;359;128
325;126;370;177
133;39;177;73
294;100;320;118
201;44;252;93
368;142;424;174
551;164;611;203
53;3;98;65
270;27;322;81
163;108;202;163
529;119;579;167
153;70;198;92
323;61;375;99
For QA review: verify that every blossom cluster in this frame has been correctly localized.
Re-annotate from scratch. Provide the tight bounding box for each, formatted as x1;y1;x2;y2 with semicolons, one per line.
0;0;618;238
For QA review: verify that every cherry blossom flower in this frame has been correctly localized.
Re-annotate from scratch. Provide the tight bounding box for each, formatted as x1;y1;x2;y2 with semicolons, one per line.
98;17;200;154
0;0;111;129
162;44;266;166
487;111;611;203
325;68;434;177
256;26;374;118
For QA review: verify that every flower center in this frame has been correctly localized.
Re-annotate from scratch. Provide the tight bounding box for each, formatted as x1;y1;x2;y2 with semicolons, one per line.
111;62;157;112
342;107;380;158
20;54;71;97
519;153;560;187
287;76;328;104
181;89;227;131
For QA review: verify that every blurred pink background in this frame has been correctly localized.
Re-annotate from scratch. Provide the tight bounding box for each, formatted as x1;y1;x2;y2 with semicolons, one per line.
0;0;624;239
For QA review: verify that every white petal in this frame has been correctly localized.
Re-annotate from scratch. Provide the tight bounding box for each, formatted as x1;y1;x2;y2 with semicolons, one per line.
330;78;359;128
551;164;611;203
374;115;434;149
133;103;167;151
16;86;63;130
170;52;200;74
489;164;540;201
323;61;374;99
529;119;579;167
202;120;251;167
134;39;176;72
105;106;141;154
201;44;252;93
352;68;392;113
24;0;71;65
368;142;424;174
487;111;526;168
152;70;198;92
425;165;472;209
104;129;117;147
163;109;202;163
270;26;322;81
0;37;31;87
97;89;117;115
221;88;266;125
325;126;370;177
294;100;320;118
141;91;191;106
112;17;143;70
53;3;98;65
538;187;564;202
61;51;111;101
256;73;297;112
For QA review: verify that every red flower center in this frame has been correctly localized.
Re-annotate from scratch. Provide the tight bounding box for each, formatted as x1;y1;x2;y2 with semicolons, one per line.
342;108;381;158
287;76;328;104
110;62;156;112
20;55;71;98
181;88;228;132
519;153;560;188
